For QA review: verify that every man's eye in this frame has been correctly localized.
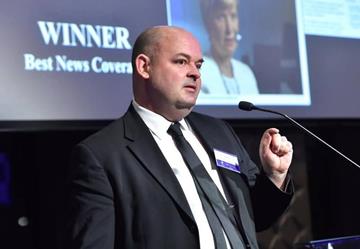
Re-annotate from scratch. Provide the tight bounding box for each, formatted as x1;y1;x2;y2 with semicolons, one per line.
196;63;203;70
175;59;187;65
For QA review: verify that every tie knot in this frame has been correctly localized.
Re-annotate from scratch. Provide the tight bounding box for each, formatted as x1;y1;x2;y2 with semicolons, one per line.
168;122;183;138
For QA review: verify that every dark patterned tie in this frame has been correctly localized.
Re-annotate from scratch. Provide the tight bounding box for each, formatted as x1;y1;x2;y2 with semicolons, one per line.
168;122;245;249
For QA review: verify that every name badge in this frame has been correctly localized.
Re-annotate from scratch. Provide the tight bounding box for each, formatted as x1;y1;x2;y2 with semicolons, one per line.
213;149;240;173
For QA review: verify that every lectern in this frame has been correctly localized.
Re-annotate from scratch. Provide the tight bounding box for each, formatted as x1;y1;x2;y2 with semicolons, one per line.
295;235;360;249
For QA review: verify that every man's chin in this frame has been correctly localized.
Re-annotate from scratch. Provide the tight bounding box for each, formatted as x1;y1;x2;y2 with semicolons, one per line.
175;100;196;111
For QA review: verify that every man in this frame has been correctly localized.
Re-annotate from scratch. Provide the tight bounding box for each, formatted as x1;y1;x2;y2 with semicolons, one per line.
63;26;293;249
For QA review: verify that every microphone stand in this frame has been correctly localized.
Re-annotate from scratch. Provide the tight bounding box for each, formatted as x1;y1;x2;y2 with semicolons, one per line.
244;103;360;169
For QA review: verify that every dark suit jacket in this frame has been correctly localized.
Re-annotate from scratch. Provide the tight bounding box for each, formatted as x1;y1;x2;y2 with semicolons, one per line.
63;105;292;249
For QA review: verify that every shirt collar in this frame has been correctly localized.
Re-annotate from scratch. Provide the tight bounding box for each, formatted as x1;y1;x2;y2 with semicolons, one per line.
132;100;189;140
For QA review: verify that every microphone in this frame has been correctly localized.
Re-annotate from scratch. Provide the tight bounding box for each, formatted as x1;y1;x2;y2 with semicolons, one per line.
236;33;242;41
238;101;360;169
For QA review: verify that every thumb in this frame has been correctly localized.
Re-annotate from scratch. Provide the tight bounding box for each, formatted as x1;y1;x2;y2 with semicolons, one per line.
259;128;279;156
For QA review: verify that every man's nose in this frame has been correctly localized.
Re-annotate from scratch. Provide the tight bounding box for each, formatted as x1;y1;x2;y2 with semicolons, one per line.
187;64;201;81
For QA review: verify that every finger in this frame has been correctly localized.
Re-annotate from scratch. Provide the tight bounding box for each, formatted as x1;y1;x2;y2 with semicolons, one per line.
277;136;288;153
259;129;274;157
267;128;279;136
283;140;293;153
270;133;282;153
260;131;271;148
260;128;279;147
276;139;293;156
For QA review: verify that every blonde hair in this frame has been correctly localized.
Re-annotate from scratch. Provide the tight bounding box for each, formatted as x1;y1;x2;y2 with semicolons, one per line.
199;0;238;30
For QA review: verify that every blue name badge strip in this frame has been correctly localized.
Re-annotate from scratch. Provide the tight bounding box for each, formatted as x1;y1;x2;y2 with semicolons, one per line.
214;149;241;173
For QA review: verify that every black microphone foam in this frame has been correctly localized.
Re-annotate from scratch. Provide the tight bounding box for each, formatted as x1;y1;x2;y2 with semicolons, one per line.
238;101;255;111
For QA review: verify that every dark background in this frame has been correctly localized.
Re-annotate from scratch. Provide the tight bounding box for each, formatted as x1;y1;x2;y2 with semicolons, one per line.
1;119;360;249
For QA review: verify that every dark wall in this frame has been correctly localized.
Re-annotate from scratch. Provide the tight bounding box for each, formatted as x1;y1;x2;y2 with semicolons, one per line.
0;119;360;249
232;119;360;248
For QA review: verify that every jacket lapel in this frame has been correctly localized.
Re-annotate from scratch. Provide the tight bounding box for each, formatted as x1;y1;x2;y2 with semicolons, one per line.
123;106;195;222
186;113;242;175
186;113;245;204
187;114;258;246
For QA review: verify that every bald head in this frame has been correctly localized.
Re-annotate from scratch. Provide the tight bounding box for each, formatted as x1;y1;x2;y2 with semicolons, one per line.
131;26;190;71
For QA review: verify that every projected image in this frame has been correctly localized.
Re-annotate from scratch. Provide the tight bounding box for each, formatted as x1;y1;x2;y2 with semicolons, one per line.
190;0;259;96
167;0;311;106
301;0;360;39
0;0;167;121
1;0;360;122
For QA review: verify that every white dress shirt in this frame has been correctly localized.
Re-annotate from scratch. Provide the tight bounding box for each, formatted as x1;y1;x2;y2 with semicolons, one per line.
133;100;231;249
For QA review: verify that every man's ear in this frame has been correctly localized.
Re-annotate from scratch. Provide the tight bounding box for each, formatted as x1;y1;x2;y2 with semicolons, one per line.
135;54;151;79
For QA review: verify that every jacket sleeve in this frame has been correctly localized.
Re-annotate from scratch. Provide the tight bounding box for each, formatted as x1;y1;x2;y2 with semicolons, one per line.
61;143;115;249
223;121;294;231
250;171;293;231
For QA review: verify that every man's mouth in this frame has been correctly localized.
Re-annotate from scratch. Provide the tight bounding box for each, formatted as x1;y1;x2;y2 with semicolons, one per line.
184;84;198;92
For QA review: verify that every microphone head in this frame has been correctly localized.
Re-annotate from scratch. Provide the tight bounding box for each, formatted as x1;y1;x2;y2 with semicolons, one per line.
238;101;255;111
